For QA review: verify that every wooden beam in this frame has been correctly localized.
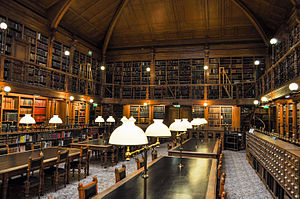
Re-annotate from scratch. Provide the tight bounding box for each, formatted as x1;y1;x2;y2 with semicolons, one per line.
47;0;74;29
231;0;269;46
102;0;130;58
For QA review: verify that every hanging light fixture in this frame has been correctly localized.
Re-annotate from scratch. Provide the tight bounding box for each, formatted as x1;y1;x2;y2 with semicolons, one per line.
289;83;299;91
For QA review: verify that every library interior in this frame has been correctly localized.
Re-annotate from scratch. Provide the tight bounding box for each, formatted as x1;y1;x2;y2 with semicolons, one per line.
0;0;299;199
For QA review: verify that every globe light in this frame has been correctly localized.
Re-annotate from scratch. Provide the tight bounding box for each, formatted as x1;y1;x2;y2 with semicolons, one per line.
3;86;11;93
0;22;7;30
146;67;150;72
69;96;74;101
101;65;105;70
89;99;94;103
64;50;70;56
270;38;278;45
289;83;299;91
253;100;259;105
254;60;260;65
204;102;208;107
204;65;208;70
261;96;268;102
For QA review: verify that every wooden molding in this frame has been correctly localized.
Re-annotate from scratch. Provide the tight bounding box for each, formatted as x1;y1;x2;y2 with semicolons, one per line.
102;0;130;58
231;0;269;46
47;0;74;29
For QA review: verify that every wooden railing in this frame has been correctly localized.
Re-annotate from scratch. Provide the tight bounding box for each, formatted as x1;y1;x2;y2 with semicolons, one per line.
0;54;102;96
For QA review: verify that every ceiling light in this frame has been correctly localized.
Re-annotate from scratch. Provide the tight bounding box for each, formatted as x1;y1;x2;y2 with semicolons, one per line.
204;102;208;107
204;65;208;70
89;99;94;103
143;102;148;106
289;83;299;91
254;60;260;65
3;86;11;93
69;96;74;101
253;100;259;105
261;96;268;102
270;38;278;45
101;65;105;71
64;50;70;56
0;22;7;30
146;67;150;72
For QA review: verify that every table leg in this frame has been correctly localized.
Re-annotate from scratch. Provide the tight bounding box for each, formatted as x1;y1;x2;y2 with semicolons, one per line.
2;175;8;199
104;151;108;168
67;158;70;184
111;151;115;166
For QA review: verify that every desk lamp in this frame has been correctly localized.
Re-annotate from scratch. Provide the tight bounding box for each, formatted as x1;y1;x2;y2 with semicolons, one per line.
169;119;187;168
49;115;63;128
20;114;36;129
181;118;193;138
106;116;115;135
95;116;104;126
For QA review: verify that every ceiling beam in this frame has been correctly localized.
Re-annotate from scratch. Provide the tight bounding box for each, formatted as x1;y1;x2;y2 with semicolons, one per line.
231;0;268;46
47;0;74;29
102;0;129;59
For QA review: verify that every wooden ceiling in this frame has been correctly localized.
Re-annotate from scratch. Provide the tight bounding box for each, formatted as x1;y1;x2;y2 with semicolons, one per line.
16;0;293;51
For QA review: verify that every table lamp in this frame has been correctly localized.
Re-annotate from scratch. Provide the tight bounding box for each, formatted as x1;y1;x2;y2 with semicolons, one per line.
181;118;193;138
49;115;63;128
19;114;36;129
95;116;105;126
169;119;187;168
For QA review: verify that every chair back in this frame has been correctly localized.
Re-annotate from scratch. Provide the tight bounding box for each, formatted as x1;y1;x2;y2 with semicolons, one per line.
57;150;69;166
0;145;9;155
32;142;42;150
136;156;145;170
72;138;79;144
219;173;226;197
115;164;126;183
80;146;89;161
221;191;227;199
217;164;223;180
152;149;158;161
78;176;98;199
27;154;44;182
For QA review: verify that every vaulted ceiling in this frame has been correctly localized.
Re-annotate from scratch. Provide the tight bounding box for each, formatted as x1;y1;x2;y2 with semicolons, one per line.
17;0;293;51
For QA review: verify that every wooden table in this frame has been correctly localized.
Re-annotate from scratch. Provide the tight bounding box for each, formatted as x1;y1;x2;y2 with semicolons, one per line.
93;156;217;199
0;147;80;199
168;138;220;159
70;139;117;166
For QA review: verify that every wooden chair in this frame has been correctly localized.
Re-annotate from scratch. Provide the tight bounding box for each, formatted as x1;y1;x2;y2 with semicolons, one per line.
10;154;44;199
136;156;145;170
219;173;226;198
44;150;69;191
217;164;223;180
115;164;126;183
152;149;158;161
70;147;89;181
221;191;227;199
78;176;98;199
0;145;9;155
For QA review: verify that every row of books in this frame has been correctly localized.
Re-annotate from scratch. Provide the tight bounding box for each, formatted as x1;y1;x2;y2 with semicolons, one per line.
36;131;72;141
3;97;17;109
20;108;32;114
34;107;46;114
20;99;33;106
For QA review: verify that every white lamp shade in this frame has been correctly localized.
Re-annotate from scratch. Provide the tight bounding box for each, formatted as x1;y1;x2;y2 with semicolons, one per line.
19;114;36;124
181;118;193;129
49;115;63;124
199;118;208;125
106;116;115;122
169;119;187;132
129;116;136;122
95;116;105;123
289;83;299;91
191;118;201;126
109;120;148;145
145;119;171;137
121;116;128;123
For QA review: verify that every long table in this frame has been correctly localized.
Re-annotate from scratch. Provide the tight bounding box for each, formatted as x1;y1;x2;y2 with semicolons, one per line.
168;138;220;159
93;156;217;199
0;147;81;199
70;139;117;166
